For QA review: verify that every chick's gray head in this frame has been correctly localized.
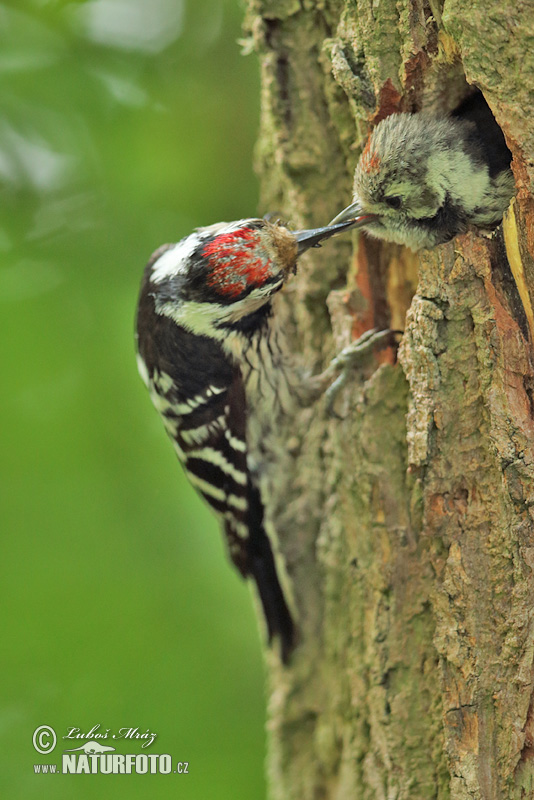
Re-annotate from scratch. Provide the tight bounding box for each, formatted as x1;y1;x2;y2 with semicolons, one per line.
332;113;514;251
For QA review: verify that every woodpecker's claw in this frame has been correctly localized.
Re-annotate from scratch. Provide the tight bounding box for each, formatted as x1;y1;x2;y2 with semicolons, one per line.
325;328;402;416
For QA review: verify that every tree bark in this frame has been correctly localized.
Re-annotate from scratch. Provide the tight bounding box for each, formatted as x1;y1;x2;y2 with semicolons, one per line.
243;1;534;798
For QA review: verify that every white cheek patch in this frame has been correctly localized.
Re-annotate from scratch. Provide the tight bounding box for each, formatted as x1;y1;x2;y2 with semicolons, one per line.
151;234;201;283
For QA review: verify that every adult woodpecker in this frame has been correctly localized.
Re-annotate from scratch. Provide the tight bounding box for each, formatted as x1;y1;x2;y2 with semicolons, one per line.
135;215;375;663
330;109;515;250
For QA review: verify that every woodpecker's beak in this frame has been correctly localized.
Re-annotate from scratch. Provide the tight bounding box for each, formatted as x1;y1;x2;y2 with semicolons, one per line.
295;216;374;255
328;201;376;228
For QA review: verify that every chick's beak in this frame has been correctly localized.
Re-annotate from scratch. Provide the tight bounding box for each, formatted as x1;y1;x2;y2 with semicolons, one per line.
295;215;375;255
328;201;376;228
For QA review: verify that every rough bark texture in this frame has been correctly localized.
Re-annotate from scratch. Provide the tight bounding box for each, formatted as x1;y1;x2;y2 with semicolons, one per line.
242;1;534;798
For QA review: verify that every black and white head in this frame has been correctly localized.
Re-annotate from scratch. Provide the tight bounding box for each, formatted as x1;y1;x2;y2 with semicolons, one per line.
331;113;515;250
141;216;371;337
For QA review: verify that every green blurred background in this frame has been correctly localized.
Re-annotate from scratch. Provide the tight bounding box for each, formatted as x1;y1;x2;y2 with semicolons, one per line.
1;1;267;797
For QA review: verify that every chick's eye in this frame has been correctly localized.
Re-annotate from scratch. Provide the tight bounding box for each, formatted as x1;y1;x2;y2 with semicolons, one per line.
385;195;402;209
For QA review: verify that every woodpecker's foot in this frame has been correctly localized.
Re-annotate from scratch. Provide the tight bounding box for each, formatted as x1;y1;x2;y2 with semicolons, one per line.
325;328;401;416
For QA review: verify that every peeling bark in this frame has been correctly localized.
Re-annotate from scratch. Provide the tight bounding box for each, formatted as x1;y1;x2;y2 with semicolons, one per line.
243;1;534;797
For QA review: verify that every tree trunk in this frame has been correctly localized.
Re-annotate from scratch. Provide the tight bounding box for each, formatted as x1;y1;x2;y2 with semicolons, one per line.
243;1;534;798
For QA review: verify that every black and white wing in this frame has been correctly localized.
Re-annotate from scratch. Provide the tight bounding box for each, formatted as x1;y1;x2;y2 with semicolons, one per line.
136;279;294;660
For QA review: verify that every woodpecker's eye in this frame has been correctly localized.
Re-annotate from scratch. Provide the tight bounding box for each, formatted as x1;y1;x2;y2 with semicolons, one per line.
385;195;402;209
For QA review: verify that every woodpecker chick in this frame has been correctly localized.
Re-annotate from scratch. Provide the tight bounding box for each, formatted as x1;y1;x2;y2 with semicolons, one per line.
135;215;370;663
330;112;515;250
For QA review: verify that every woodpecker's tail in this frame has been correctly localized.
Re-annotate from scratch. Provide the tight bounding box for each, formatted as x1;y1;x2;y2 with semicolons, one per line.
244;485;295;664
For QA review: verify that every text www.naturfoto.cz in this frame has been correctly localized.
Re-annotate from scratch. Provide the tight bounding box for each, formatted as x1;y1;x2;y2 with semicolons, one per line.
34;754;189;774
